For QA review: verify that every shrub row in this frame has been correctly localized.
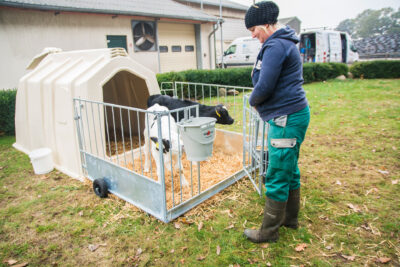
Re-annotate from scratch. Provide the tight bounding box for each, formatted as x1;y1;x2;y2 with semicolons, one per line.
0;89;17;136
157;63;349;93
349;60;400;79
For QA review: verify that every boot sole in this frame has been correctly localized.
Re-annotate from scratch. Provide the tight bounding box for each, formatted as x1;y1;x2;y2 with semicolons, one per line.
282;224;298;229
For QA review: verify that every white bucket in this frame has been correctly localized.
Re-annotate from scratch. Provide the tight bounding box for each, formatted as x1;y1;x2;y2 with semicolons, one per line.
29;148;54;175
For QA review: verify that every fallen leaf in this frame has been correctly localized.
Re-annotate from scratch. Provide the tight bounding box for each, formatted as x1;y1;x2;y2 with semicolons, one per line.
180;259;185;264
136;248;143;256
295;243;307;252
181;246;188;252
197;255;206;261
377;170;389;175
197;221;204;231
341;254;355;261
216;245;221;255
3;259;18;265
347;203;361;213
222;209;234;218
174;222;181;229
13;263;28;267
392;180;399;185
88;244;99;252
180;217;194;225
377;257;391;264
366;188;379;195
225;224;234;230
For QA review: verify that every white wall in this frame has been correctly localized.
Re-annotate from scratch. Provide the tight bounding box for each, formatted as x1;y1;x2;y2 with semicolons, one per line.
0;8;157;89
201;23;215;69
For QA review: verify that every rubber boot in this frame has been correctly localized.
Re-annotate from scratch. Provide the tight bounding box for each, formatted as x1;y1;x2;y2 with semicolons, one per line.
281;188;300;229
244;197;286;243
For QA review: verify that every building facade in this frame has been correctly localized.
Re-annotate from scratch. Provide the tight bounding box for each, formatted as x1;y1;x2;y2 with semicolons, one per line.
0;0;217;89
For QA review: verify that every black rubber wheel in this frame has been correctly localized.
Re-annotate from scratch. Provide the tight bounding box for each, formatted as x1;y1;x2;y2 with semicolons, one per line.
93;178;108;198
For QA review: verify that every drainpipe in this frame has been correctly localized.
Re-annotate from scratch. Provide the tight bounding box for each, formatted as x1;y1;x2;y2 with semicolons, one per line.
219;0;224;68
208;23;219;69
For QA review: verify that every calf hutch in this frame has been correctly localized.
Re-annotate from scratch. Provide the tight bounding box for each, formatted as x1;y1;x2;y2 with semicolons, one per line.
14;48;267;222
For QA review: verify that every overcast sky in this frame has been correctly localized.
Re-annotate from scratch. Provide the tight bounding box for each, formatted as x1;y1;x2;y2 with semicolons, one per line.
230;0;400;29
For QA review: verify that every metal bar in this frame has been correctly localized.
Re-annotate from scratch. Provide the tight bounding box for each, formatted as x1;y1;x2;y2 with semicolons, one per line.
156;113;167;222
120;107;127;168
137;110;143;175
84;101;93;154
202;84;204;104
90;102;99;157
97;103;105;159
167;114;175;207
145;112;153;179
128;110;134;172
111;106;119;165
78;99;87;155
197;161;201;194
104;106;112;158
190;161;194;197
73;100;85;174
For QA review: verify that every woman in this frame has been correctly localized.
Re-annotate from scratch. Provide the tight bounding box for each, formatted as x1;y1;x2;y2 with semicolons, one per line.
243;1;310;243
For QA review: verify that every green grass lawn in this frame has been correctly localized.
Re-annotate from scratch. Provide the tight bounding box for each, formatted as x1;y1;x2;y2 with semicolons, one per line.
1;79;399;266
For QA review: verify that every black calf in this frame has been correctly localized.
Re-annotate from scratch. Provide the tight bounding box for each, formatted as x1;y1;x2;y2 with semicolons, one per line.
147;94;234;125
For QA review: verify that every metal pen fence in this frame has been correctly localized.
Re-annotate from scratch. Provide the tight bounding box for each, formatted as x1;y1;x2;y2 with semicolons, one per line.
73;95;266;222
72;82;268;222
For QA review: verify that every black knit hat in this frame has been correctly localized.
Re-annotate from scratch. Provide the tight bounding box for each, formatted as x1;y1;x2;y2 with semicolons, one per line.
245;1;279;29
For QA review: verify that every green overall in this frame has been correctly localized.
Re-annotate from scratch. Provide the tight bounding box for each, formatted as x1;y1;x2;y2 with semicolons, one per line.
265;106;310;202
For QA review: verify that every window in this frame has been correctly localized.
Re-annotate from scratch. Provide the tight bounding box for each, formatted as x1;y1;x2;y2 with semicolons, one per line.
185;45;194;52
224;45;237;55
172;46;182;52
159;46;168;53
106;35;128;51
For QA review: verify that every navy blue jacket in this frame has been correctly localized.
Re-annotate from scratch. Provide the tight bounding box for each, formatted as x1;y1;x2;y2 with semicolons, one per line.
249;26;308;121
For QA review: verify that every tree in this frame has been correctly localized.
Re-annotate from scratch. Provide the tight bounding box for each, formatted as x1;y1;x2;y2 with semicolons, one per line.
335;7;400;38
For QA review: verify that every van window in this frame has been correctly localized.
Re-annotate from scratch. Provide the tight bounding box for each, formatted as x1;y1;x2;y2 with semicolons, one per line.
225;45;237;55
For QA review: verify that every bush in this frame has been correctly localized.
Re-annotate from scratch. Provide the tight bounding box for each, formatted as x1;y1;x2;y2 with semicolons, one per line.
350;60;400;79
0;89;17;136
157;63;349;94
303;63;348;83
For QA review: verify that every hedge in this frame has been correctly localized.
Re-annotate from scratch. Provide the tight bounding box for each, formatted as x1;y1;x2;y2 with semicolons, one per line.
0;89;17;136
157;63;349;92
349;60;400;79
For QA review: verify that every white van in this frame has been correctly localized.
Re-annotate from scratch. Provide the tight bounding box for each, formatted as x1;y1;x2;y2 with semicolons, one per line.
218;37;262;68
299;30;359;63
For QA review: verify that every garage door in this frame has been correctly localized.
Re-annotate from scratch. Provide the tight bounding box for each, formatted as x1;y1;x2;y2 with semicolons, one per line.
158;22;197;72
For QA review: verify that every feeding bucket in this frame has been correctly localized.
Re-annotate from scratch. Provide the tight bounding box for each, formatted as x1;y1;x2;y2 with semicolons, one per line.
29;148;54;175
178;117;217;161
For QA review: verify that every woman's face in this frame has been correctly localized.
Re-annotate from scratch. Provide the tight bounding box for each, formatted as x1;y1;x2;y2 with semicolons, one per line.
249;25;271;43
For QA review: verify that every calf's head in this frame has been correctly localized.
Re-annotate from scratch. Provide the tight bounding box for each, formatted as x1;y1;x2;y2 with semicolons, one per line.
215;104;234;125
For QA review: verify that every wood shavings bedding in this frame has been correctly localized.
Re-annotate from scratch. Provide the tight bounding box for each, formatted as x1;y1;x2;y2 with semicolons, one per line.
125;145;242;209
